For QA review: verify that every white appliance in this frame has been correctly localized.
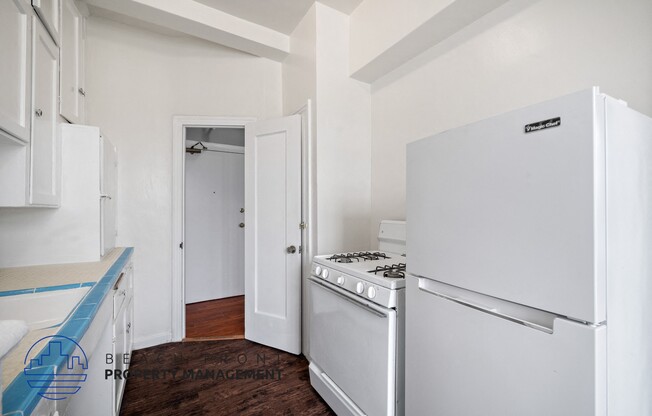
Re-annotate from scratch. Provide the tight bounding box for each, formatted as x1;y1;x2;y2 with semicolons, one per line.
309;220;406;416
406;88;652;415
0;124;117;267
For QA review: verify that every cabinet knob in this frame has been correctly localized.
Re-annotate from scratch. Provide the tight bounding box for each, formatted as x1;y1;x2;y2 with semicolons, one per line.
35;109;43;117
78;88;86;97
239;222;245;228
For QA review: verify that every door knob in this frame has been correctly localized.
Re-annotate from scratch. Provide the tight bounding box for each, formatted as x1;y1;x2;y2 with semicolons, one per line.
287;245;296;254
239;223;245;228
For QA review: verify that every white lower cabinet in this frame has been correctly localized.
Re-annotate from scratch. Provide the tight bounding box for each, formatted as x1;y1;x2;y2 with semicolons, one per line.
64;317;113;416
112;262;134;416
64;261;134;416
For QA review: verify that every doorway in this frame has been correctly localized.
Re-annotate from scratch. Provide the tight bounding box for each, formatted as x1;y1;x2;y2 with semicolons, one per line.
184;127;245;339
171;107;314;355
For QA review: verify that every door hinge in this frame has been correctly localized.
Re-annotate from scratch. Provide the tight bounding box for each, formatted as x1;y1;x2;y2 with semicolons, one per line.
299;221;306;230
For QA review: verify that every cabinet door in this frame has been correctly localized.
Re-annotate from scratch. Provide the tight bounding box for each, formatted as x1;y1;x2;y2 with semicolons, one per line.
32;0;60;45
113;304;127;416
125;296;134;368
66;318;113;416
60;0;83;123
30;16;60;206
0;0;32;143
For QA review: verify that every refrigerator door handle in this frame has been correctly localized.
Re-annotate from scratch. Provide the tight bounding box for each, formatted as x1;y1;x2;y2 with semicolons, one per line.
417;278;555;334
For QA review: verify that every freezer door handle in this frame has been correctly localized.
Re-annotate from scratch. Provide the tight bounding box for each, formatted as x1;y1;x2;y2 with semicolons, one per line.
417;278;555;334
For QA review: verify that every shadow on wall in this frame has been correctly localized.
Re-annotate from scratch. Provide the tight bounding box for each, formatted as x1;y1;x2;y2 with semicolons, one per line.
371;0;541;93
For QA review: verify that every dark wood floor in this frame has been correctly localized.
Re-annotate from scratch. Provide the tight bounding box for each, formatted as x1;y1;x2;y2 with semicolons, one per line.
120;339;335;416
186;296;245;339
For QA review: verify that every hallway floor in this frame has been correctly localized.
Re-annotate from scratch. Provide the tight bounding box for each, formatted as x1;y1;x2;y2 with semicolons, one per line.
119;339;334;415
185;295;245;339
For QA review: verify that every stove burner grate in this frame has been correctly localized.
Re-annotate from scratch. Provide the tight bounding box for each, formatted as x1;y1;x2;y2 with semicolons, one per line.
327;252;390;263
369;263;406;279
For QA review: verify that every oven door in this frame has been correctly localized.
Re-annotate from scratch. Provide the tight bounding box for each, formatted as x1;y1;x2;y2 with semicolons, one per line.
309;276;397;416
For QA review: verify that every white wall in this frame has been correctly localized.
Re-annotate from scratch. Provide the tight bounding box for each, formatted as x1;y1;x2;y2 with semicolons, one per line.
350;0;455;75
282;3;371;358
283;5;316;119
283;4;372;255
315;3;371;254
369;0;652;247
85;16;282;347
282;5;318;357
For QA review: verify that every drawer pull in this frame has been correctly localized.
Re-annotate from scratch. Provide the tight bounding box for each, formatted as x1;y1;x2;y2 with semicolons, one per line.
113;272;125;290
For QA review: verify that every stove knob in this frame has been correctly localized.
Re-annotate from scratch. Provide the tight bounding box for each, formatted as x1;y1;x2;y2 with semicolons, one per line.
315;266;322;276
336;276;345;286
355;282;364;294
367;286;377;299
322;269;329;279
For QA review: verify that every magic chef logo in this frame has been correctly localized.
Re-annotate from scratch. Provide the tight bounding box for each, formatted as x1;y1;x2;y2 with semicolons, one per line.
524;117;561;133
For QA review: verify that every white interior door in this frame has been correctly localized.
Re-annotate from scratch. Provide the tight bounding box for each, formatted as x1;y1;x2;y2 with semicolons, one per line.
244;115;301;354
185;146;245;303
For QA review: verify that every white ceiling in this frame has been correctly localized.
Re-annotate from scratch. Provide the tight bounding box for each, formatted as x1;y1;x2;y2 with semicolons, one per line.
194;0;362;34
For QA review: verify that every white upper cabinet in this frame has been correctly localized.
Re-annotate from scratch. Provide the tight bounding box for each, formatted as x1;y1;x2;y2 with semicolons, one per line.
31;0;60;45
0;0;32;144
60;0;84;124
30;16;60;206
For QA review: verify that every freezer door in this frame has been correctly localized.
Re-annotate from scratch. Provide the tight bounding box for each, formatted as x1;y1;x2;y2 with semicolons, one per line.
407;88;606;323
406;276;606;416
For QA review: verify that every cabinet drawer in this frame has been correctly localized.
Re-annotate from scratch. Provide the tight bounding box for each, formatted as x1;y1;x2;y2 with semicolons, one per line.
112;263;132;319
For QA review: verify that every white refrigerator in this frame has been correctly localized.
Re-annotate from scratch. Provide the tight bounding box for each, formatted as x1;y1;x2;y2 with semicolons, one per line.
405;88;652;415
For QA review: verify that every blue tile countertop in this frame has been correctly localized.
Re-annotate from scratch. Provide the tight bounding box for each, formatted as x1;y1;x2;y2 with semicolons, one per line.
0;282;96;298
2;248;134;416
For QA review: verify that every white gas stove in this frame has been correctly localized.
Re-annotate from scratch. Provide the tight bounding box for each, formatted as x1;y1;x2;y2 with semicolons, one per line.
311;251;406;308
309;220;406;416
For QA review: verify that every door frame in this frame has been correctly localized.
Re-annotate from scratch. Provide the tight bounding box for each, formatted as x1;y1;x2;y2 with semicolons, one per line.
172;116;254;341
171;105;315;343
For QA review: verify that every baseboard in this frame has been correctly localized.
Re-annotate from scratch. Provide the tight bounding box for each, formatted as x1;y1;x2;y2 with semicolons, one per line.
133;331;171;350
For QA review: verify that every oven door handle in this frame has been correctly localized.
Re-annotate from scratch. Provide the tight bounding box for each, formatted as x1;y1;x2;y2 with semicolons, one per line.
308;276;390;318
